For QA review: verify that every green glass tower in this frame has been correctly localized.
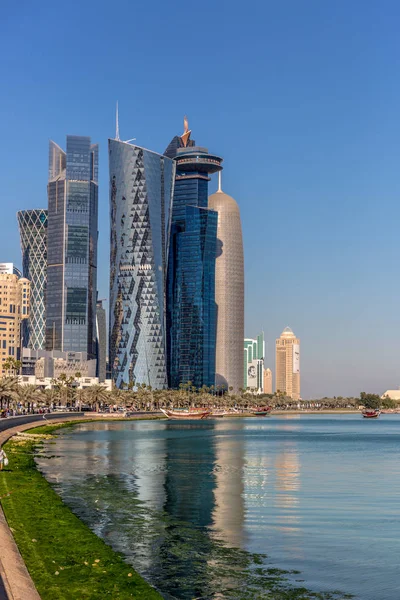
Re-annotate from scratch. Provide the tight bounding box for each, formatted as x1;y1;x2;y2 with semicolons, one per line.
243;332;265;391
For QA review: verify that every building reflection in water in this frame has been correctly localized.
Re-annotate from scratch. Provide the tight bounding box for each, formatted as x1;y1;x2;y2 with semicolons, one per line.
212;419;246;547
242;420;303;561
133;420;215;599
273;440;303;559
38;419;301;599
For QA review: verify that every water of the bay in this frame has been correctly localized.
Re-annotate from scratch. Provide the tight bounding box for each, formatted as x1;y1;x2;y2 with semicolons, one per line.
35;415;400;599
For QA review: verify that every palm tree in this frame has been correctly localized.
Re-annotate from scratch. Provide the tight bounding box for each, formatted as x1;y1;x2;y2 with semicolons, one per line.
16;384;42;413
3;357;22;377
74;387;88;411
74;372;82;389
40;387;58;409
86;385;109;412
0;377;19;411
108;388;127;411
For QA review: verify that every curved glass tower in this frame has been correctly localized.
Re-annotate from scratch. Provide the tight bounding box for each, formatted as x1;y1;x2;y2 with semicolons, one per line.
17;209;48;349
165;122;222;389
109;138;175;389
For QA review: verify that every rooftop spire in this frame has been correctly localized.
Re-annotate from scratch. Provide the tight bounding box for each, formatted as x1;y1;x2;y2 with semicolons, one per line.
181;115;192;147
115;101;120;141
218;171;222;192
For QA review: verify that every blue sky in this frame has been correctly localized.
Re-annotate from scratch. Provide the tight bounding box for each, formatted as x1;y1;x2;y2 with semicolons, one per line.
1;0;400;398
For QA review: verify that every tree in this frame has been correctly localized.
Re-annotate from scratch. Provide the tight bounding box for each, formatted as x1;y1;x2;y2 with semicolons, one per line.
3;357;22;377
381;396;397;409
51;373;76;406
40;387;58;408
0;377;19;411
86;385;109;412
74;387;88;411
360;392;381;410
17;385;42;413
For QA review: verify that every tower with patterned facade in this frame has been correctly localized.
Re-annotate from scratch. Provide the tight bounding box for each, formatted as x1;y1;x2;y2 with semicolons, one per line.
17;209;47;349
275;327;300;400
109;137;175;389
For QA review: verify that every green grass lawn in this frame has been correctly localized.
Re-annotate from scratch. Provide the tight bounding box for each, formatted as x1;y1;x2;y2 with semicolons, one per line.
0;422;162;599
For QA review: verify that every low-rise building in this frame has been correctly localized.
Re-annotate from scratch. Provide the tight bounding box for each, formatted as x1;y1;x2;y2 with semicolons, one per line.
18;374;112;391
381;390;400;402
22;348;96;378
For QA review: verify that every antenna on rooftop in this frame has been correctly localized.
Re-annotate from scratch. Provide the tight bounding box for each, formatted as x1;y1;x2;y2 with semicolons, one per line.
115;101;120;141
218;171;222;192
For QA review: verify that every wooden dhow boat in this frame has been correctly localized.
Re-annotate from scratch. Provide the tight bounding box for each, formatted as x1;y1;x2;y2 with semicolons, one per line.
362;409;381;419
251;406;273;416
160;408;211;420
210;409;237;418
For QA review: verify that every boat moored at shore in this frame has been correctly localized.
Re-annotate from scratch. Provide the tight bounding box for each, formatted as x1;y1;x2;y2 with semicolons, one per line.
160;408;211;420
251;406;273;416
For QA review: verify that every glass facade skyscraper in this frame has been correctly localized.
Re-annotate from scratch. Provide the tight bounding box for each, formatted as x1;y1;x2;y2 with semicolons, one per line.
165;125;223;389
46;137;98;357
17;209;48;349
109;138;175;389
96;299;107;382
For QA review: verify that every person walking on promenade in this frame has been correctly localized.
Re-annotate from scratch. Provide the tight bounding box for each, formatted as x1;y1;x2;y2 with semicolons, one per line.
0;446;7;471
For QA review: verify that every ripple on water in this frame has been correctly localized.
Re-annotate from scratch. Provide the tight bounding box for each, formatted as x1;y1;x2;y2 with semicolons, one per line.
35;415;400;600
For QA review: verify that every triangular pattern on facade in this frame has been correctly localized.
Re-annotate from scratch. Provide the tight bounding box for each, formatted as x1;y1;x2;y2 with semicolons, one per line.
109;140;174;389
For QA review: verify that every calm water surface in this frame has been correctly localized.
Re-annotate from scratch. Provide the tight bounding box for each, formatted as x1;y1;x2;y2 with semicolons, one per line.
36;415;400;599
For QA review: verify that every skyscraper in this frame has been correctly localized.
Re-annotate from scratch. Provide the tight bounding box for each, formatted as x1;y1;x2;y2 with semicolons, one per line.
209;180;244;392
243;333;265;392
263;367;272;394
165;119;222;389
109;137;175;389
275;327;300;400
46;137;98;357
96;299;107;382
0;265;30;375
17;209;48;349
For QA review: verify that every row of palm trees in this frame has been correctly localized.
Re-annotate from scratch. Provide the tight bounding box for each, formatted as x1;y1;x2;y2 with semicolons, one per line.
0;377;112;414
0;374;378;414
0;375;285;414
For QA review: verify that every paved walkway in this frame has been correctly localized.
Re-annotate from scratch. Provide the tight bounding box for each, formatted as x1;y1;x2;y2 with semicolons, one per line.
0;415;85;600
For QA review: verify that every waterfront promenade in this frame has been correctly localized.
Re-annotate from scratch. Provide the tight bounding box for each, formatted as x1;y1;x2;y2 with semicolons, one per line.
0;413;85;600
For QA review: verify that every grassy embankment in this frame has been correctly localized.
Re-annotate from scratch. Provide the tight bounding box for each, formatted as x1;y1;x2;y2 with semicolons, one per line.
0;421;162;600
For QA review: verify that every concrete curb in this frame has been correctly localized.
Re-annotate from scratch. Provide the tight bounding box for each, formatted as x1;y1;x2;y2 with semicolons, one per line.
0;417;86;600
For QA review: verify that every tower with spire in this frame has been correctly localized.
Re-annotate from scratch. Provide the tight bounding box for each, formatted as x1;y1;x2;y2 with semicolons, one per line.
209;176;244;393
164;117;223;389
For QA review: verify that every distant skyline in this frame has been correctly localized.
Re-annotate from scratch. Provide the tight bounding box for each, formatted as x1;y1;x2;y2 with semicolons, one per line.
2;0;400;397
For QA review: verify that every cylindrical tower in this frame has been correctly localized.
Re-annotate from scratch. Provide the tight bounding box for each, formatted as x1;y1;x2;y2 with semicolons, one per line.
17;209;48;349
208;188;244;392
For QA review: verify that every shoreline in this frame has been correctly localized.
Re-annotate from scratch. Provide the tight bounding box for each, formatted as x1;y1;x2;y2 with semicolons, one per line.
0;414;363;600
0;417;162;600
